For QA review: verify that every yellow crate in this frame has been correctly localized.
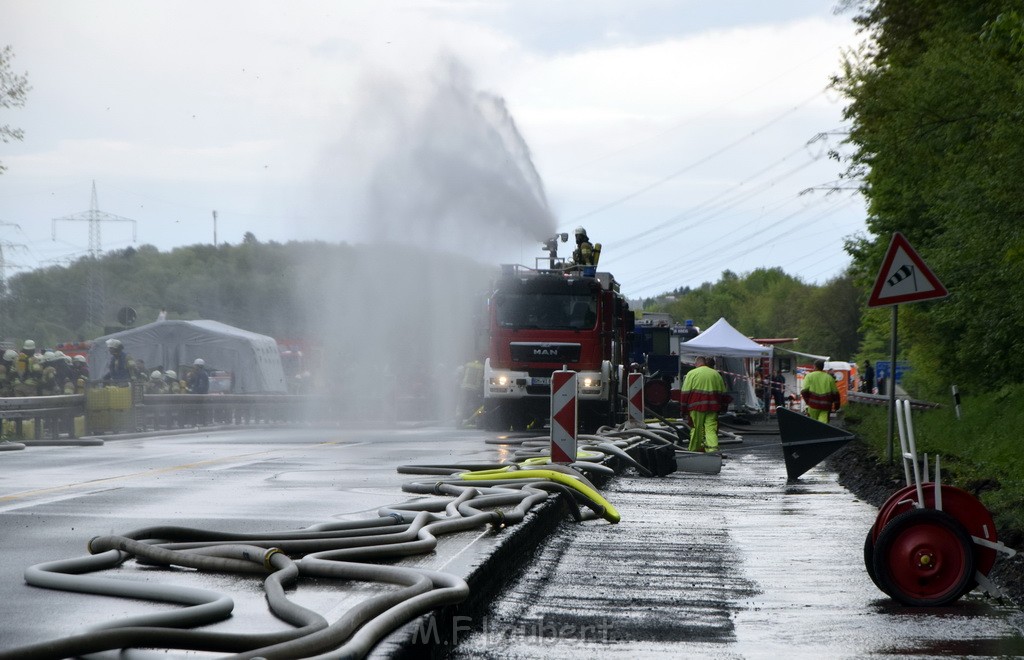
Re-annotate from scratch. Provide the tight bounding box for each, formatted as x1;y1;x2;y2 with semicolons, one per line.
86;386;133;411
86;387;110;411
74;415;86;437
88;408;136;433
108;387;132;410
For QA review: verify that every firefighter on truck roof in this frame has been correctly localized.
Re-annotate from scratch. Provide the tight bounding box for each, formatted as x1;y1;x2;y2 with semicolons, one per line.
571;226;602;267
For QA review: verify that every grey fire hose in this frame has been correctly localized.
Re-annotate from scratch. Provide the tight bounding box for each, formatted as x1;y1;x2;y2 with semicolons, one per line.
0;423;664;660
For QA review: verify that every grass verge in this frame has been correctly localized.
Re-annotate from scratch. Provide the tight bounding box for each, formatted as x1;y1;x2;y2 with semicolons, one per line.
844;387;1024;549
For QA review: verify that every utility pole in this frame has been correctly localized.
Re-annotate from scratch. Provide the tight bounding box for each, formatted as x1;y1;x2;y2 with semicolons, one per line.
213;210;218;247
52;181;138;328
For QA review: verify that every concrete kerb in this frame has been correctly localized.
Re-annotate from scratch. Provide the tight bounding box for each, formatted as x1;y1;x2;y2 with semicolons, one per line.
381;458;620;659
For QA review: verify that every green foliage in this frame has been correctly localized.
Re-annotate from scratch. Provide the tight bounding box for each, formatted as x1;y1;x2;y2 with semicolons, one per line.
648;266;863;358
0;44;31;174
0;239;492;350
845;387;1024;539
835;0;1024;398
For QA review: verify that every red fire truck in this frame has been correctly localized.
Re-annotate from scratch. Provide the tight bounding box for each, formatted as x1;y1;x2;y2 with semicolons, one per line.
482;258;633;432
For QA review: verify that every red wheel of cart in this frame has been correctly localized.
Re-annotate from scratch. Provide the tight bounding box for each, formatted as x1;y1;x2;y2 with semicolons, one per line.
864;531;884;593
871;483;998;580
872;508;976;606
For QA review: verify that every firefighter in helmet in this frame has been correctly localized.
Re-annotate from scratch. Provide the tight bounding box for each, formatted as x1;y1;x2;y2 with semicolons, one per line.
165;370;182;394
147;370;168;394
103;338;131;383
16;340;36;378
71;355;89;382
571;226;602;268
0;349;16;376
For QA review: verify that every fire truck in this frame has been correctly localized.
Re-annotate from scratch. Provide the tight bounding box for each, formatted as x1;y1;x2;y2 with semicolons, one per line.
482;242;633;432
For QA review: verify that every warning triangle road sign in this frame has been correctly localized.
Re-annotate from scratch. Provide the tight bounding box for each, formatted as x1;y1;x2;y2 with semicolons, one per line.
867;232;949;307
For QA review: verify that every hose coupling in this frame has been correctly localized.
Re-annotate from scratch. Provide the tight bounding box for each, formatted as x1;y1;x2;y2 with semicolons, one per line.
386;512;405;524
263;547;285;571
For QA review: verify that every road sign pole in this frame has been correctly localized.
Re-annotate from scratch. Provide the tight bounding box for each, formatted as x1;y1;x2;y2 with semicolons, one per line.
887;305;898;463
867;232;948;464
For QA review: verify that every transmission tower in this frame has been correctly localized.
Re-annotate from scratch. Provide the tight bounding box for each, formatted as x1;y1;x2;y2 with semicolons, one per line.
52;181;138;327
0;222;22;293
0;222;25;341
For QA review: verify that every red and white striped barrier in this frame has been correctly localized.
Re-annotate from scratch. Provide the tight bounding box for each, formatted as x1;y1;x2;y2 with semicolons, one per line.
627;373;644;426
550;370;577;464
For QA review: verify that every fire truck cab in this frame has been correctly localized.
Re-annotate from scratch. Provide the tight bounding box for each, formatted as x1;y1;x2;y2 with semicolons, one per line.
483;262;633;432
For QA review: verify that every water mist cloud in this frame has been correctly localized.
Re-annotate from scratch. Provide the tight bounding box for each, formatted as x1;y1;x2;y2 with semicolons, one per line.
301;56;559;422
314;56;558;258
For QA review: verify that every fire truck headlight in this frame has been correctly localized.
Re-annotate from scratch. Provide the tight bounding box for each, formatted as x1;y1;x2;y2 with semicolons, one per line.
492;374;509;387
582;377;600;388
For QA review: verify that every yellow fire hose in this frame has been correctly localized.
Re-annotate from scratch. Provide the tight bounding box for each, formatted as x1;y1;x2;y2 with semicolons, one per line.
459;467;620;524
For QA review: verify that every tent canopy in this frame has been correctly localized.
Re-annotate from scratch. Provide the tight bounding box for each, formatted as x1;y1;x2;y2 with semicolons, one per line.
678;317;773;359
89;320;287;393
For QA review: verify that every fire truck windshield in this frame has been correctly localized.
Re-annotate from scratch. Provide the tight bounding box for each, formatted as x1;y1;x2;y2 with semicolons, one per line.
495;293;597;330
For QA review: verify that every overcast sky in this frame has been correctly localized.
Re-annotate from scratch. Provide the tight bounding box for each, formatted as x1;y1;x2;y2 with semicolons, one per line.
1;1;864;299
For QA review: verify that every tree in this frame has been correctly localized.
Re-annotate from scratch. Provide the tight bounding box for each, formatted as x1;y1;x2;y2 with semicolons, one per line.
834;1;1024;396
0;45;30;175
653;267;859;358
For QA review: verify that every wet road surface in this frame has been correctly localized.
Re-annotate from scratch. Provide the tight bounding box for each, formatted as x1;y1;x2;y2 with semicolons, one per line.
450;425;1024;659
0;423;1021;658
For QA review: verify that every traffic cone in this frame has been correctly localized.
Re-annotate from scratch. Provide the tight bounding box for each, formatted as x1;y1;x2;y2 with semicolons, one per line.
769;397;777;417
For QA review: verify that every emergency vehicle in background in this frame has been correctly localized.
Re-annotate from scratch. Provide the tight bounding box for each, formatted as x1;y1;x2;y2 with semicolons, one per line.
482;235;634;432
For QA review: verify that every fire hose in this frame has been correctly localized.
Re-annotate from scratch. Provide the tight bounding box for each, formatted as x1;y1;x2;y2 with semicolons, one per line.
0;424;675;660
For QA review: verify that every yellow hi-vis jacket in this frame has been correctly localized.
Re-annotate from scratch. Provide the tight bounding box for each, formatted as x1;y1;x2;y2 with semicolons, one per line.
801;370;840;411
680;365;730;413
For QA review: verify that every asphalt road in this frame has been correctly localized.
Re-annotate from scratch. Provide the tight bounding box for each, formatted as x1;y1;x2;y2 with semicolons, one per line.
0;422;1021;658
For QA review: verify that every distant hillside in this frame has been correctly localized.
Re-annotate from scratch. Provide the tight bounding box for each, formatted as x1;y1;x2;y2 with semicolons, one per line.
0;236;494;355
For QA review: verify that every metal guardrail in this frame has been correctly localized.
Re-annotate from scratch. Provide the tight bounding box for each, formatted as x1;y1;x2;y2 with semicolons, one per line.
0;394;86;440
0;388;439;442
847;391;940;409
0;393;335;440
136;393;312;429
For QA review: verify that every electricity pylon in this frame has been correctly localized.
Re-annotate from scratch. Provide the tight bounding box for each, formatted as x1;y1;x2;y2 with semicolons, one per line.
52;181;137;327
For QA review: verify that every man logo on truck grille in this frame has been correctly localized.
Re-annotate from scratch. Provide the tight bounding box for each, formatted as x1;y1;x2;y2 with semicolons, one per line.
510;343;581;363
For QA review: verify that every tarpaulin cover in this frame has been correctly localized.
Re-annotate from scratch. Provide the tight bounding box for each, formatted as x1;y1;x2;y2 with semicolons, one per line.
678;317;773;359
89;320;287;393
679;318;772;413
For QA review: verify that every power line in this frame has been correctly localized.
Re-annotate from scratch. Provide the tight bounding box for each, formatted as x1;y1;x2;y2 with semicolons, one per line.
565;89;828;224
627;195;858;296
555;45;848;176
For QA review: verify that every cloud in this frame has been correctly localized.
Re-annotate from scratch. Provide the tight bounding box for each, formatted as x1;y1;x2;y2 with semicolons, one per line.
1;2;863;292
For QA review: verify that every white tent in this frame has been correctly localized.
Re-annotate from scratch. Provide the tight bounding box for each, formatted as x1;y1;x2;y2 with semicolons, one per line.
679;318;772;413
89;320;287;393
678;317;773;359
